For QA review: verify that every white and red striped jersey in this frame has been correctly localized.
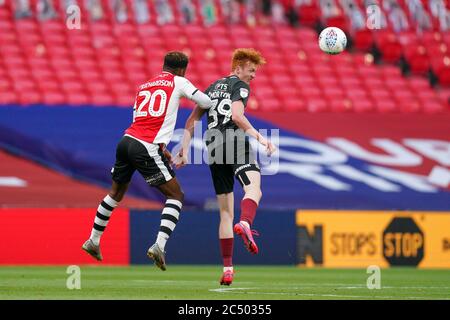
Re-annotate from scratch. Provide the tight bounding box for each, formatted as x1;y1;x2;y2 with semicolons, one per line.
125;71;211;145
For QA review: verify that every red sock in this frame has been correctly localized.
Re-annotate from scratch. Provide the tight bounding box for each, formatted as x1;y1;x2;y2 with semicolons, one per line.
240;198;258;226
220;238;233;267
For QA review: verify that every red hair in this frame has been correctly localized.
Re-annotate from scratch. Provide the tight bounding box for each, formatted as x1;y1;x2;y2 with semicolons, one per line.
231;48;266;71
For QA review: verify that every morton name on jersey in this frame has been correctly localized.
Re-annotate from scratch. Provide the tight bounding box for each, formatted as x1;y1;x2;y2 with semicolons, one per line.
125;71;211;145
205;75;250;133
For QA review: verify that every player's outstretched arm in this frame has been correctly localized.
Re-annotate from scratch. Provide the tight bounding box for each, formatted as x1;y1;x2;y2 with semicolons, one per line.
191;90;212;109
174;105;207;169
179;77;212;109
231;101;277;156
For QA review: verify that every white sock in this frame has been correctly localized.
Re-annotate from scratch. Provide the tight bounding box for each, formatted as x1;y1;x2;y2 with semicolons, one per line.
156;199;182;251
89;195;119;245
224;266;234;273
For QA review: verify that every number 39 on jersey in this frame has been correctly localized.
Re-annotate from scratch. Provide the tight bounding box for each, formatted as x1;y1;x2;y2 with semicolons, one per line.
208;98;232;129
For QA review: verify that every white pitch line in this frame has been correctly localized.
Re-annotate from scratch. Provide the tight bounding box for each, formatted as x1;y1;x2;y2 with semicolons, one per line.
236;283;450;289
208;287;450;300
131;280;200;284
210;288;254;293
213;285;450;290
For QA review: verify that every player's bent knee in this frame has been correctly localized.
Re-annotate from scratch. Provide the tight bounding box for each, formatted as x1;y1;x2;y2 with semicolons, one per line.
220;210;234;220
111;194;124;202
245;184;262;196
179;190;185;202
173;189;184;203
109;185;128;202
244;188;262;203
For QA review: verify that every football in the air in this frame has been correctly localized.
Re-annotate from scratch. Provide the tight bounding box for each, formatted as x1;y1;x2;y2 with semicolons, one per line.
318;27;347;55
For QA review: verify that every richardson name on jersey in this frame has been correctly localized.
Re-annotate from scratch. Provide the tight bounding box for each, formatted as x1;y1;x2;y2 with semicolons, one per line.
208;91;231;99
140;79;174;90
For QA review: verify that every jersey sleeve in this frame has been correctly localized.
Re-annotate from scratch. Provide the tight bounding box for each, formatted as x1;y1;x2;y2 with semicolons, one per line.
177;76;212;109
230;80;250;106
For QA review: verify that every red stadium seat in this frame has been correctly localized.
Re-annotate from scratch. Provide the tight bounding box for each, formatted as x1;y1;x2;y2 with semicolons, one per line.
231;37;255;49
375;99;398;113
0;44;23;57
283;98;306;112
340;76;364;90
322;86;346;100
356;64;382;79
0;78;11;91
28;56;51;69
297;3;320;26
363;77;386;90
422;101;446;114
14;20;39;33
417;87;440;101
437;88;450;106
408;77;432;91
353;99;375;113
61;81;86;93
91;94;115;106
329;97;353;113
204;25;228;38
368;88;392;101
374;30;403;63
347;88;369;101
258;98;282;112
0;32;17;45
395;96;422;113
30;67;55;81
55;69;80;82
318;76;340;88
37;80;60;92
306;98;328;113
115;94;135;107
43;92;66;105
0;92;17;104
277;37;300;51
398;31;422;49
438;67;450;87
353;29;374;51
293;74;318;88
47;49;72;63
18;91;42;105
421;31;444;46
299;85;322;99
39;21;66;34
210;37;232;51
405;46;430;75
0;4;448;113
0;9;11;21
324;15;349;34
67;93;90;105
43;33;67;47
253;84;276;98
278;86;301;99
384;77;409;91
0;19;14;33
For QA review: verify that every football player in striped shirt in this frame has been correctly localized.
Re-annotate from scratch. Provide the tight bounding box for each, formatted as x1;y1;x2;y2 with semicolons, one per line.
82;52;212;270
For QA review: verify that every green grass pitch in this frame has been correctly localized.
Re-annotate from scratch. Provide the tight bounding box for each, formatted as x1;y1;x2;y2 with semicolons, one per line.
0;265;449;300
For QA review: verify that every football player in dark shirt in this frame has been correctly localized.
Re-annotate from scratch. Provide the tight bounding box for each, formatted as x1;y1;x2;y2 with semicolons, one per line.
175;48;276;285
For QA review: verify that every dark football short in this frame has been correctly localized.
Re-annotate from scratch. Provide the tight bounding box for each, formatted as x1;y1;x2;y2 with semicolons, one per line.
207;139;260;195
111;135;175;186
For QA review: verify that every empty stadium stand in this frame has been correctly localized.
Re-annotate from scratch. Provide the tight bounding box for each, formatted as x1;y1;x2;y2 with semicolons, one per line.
0;0;448;113
0;149;161;208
